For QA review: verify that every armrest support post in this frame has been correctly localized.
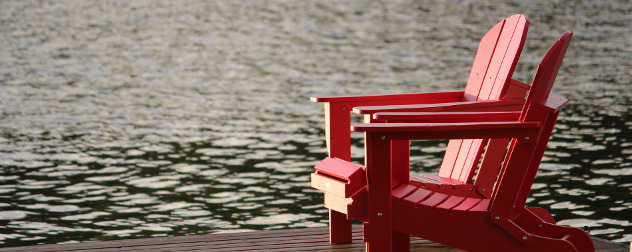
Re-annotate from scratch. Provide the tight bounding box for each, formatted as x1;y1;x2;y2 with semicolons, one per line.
324;102;352;161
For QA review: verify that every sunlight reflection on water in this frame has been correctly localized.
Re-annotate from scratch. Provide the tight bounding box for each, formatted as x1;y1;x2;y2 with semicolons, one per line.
0;0;630;247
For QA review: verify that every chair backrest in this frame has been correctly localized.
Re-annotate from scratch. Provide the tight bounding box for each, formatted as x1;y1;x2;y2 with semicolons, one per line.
439;14;529;183
522;31;573;114
490;31;573;214
463;14;530;102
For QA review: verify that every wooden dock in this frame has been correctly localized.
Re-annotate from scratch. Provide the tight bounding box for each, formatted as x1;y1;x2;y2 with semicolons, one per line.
0;225;628;251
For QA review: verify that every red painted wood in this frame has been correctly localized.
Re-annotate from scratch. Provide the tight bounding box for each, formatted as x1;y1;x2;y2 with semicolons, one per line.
526;32;573;105
354;99;524;114
491;32;574;216
311;173;349;197
392;202;587;251
543;93;569;112
360;79;528;116
450;198;483;214
351;121;541;133
446;14;529;184
443;14;528;187
409;175;437;187
392;230;411;252
322;102;353;243
409;175;481;198
510;34;573;212
515;111;559;208
474;138;511;198
392;184;418;200
376;111;521;122
505;79;531;99
313;81;462;246
423;174;459;184
450;139;474;180
438;140;461;178
459;138;485;182
402;189;433;206
324;192;353;214
324;102;352;161
490;17;530;100
312;18;529;246
435;196;465;213
476;19;511;101
314;157;366;183
391;140;410;183
314;14;528;217
312;157;366;197
490;212;532;244
525;207;556;224
364;132;394;251
315;13;528;184
354;100;524;187
463;17;503;101
322;188;368;222
347;188;368;221
417;193;449;209
328;210;352;243
478;14;529;101
394;203;523;251
310;90;464;103
310;16;589;252
467;199;490;216
347;31;591;251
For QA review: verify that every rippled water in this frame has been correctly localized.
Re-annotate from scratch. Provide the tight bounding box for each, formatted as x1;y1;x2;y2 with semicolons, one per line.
0;0;630;247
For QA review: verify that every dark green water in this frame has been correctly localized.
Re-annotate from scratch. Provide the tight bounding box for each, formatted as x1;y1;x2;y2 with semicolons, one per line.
0;0;630;247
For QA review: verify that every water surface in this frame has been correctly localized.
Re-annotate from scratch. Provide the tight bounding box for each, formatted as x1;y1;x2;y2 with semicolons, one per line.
0;0;630;247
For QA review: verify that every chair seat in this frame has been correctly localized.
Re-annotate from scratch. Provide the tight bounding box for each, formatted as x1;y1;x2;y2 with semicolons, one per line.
410;174;483;198
392;183;488;216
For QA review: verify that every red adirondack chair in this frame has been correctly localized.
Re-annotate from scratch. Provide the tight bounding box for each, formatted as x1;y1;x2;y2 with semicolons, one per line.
310;14;530;243
344;32;592;251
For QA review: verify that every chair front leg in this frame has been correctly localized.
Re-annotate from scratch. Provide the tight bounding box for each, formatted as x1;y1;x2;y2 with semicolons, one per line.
324;102;353;242
328;210;352;243
364;132;409;251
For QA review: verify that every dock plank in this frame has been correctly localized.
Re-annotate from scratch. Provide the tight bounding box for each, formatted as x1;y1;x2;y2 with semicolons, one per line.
0;225;628;251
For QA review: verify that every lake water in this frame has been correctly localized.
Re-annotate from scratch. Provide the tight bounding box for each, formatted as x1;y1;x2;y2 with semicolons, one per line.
0;0;630;247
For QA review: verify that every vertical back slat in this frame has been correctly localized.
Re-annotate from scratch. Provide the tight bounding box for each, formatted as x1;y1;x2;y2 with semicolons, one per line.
440;15;528;183
462;21;504;101
489;16;529;100
476;17;516;100
438;140;462;177
459;138;486;182
450;139;474;180
443;17;505;175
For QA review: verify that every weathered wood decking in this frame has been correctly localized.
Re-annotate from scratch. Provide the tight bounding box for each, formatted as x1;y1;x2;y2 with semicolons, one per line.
0;225;628;251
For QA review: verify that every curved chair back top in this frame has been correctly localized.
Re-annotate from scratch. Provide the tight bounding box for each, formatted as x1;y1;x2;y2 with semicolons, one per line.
524;31;573;110
463;14;530;102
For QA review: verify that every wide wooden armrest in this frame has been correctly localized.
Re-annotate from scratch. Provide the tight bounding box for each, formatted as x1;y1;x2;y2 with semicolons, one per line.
351;122;541;141
310;91;464;106
353;99;524;115
373;111;522;123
